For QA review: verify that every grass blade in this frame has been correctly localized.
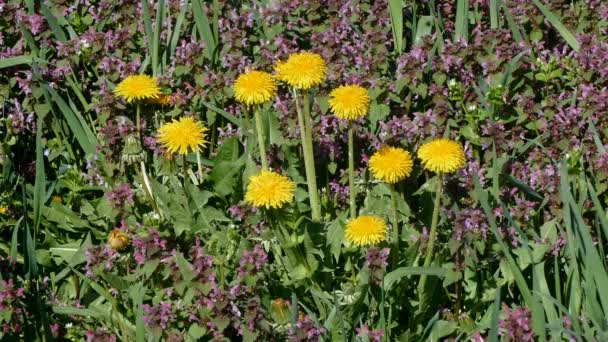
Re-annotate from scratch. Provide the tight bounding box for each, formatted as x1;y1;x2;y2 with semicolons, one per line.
142;0;154;63
490;0;499;29
33;102;46;234
488;286;501;342
192;0;217;63
169;2;189;58
501;0;526;44
531;0;579;52
388;0;404;53
40;5;67;42
152;0;165;76
10;217;23;261
454;0;468;42
42;85;97;155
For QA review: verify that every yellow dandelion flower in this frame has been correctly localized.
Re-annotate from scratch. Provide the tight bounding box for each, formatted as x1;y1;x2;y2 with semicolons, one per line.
369;146;413;183
157;116;209;155
234;70;277;106
345;215;387;247
52;195;62;204
108;229;129;251
328;85;370;121
274;52;326;90
245;170;295;209
114;74;161;102
0;207;8;215
418;138;466;173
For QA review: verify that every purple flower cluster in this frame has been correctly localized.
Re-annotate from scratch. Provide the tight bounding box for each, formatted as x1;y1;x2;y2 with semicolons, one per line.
288;313;326;342
143;301;175;330
237;245;268;278
499;305;534;342
105;183;134;212
452;208;489;242
85;328;116;342
0;278;27;334
133;228;169;267
356;324;385;342
188;237;214;283
84;244;119;278
6;99;36;134
365;247;390;285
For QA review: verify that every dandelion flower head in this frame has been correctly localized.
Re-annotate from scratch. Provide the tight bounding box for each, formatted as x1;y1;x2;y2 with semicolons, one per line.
114;74;161;102
108;229;129;251
274;52;326;90
417;138;465;173
345;215;387;247
328;84;370;121
245;170;295;209
234;70;277;106
369;146;413;183
157;116;209;155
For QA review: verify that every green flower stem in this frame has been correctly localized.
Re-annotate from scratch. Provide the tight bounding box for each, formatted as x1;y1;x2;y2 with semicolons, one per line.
253;106;269;170
196;151;204;184
134;103;161;218
419;172;444;291
135;103;142;143
136;161;161;219
348;122;356;218
390;183;400;266
294;89;321;222
182;154;189;183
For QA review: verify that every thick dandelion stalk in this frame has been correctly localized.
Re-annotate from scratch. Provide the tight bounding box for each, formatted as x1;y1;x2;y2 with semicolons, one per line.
419;172;444;291
294;89;321;222
389;183;400;265
196;151;204;183
348;122;356;218
253;106;269;170
182;155;189;183
135;103;142;143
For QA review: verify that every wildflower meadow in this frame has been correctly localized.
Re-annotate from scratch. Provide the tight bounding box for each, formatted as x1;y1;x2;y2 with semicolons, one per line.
2;0;608;341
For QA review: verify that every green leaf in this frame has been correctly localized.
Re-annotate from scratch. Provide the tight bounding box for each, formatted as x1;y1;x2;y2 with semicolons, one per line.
0;55;33;69
326;214;346;262
52;306;103;318
383;267;446;292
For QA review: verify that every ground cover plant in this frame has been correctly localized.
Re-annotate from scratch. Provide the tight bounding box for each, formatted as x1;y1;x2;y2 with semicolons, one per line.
1;0;608;341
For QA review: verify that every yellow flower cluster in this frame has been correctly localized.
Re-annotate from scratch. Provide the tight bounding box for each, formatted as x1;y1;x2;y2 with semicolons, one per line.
369;138;465;185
